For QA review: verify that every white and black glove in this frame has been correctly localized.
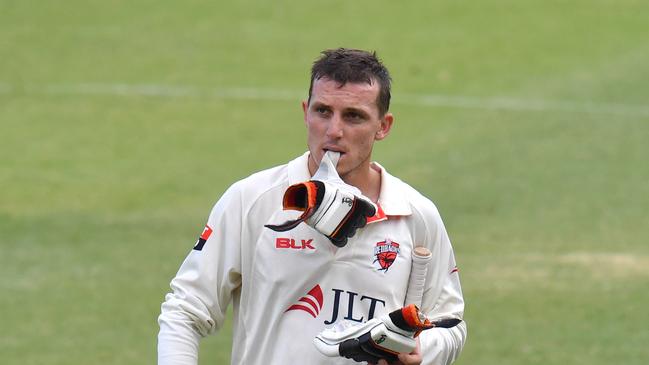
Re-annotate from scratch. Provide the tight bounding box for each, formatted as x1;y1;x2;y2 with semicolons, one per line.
265;179;376;247
314;304;461;363
266;151;377;247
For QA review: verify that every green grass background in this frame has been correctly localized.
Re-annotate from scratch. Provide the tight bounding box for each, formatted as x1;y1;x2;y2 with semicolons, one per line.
1;0;648;364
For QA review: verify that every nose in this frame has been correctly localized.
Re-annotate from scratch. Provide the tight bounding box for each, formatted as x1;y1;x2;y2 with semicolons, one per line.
325;114;344;139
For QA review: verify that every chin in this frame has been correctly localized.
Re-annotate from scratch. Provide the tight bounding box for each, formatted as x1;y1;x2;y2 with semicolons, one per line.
335;164;352;178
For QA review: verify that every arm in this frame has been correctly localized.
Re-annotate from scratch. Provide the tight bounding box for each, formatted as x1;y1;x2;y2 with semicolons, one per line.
158;184;243;365
416;204;467;365
418;263;467;365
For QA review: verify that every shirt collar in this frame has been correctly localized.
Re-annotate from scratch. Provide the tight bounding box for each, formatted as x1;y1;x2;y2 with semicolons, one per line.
287;152;412;219
287;152;313;185
371;161;412;217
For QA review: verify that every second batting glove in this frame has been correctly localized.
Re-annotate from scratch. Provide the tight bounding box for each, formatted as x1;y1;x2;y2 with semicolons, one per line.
314;304;462;363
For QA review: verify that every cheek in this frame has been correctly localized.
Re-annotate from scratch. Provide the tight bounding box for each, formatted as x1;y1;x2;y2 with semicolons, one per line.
306;121;326;146
306;121;320;135
352;131;376;151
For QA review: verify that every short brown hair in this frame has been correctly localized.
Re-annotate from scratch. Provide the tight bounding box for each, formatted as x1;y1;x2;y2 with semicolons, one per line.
308;48;392;116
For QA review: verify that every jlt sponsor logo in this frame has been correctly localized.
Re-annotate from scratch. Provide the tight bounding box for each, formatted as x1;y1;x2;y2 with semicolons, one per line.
286;285;385;324
275;237;315;250
324;289;385;324
285;285;324;318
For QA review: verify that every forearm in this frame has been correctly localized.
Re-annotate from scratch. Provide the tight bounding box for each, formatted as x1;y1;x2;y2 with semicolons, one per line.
419;320;467;365
158;311;202;365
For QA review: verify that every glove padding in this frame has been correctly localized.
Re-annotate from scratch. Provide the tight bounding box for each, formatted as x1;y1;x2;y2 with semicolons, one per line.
265;179;376;247
314;304;462;363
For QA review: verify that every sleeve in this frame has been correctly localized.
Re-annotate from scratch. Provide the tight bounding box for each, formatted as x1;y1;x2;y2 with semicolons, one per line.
157;183;243;365
416;205;468;365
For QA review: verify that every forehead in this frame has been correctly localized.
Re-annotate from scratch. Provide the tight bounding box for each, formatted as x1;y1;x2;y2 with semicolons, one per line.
310;77;380;111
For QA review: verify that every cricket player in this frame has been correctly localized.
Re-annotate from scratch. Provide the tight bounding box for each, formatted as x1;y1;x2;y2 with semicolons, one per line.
158;48;467;365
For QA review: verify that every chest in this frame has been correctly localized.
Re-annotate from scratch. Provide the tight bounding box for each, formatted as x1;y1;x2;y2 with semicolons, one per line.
247;214;416;321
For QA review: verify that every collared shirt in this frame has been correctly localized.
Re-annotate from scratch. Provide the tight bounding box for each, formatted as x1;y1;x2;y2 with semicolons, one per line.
159;152;467;365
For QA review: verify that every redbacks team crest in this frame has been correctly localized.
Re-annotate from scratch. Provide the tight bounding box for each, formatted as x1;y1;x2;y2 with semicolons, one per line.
373;239;400;272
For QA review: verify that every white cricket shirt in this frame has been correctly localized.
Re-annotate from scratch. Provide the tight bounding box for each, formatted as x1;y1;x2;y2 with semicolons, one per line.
158;152;467;365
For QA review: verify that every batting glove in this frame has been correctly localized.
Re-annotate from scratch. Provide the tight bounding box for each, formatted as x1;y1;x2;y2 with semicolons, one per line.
265;179;376;247
314;304;461;363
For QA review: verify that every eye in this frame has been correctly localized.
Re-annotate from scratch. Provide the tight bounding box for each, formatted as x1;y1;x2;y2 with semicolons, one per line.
314;106;330;116
344;111;365;122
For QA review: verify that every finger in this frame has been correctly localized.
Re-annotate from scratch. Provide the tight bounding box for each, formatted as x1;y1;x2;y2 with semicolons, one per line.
396;337;422;365
397;352;421;365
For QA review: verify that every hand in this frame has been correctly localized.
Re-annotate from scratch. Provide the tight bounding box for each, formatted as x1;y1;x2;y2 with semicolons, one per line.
369;338;422;365
315;305;435;364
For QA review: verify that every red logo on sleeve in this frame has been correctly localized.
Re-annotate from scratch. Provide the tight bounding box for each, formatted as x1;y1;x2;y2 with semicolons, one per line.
193;225;213;251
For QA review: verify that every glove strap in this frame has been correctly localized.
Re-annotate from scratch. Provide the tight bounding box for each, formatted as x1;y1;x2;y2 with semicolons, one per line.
389;304;462;337
388;304;434;337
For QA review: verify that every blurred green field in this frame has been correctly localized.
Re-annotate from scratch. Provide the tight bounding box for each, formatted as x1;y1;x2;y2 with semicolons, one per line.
1;1;648;364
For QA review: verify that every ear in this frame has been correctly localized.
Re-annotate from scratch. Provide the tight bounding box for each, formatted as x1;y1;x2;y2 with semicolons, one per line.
375;112;394;140
302;100;309;124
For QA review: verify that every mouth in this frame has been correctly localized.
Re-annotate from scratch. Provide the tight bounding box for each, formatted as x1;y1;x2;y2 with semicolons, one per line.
322;147;345;156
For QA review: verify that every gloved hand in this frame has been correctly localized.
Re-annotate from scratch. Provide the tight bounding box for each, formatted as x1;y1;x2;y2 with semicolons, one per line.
265;179;376;247
314;304;461;363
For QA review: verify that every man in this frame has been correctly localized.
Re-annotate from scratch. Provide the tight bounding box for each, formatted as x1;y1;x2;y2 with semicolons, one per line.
158;48;467;365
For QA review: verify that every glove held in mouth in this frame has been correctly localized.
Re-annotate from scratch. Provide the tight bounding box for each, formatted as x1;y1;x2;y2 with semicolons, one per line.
265;179;376;247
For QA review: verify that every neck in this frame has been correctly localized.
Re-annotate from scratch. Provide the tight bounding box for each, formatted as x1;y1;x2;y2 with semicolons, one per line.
340;165;381;203
307;154;382;203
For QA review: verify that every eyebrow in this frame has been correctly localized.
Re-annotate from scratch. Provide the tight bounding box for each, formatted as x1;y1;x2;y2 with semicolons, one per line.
311;101;370;116
342;107;370;118
310;101;330;109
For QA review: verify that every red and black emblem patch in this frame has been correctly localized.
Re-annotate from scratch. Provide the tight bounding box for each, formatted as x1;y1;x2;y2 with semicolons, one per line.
373;239;400;272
